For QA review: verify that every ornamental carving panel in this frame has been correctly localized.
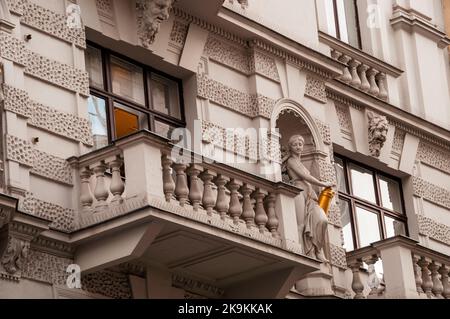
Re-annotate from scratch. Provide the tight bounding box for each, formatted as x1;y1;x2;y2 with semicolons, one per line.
0;32;27;65
417;215;450;246
318;158;337;184
81;270;132;299
305;74;327;103
329;244;347;269
412;177;450;209
2;84;32;118
21;193;75;232
169;19;189;47
5;0;25;15
22;249;72;285
327;203;342;227
25;51;89;96
391;129;405;155
21;1;86;48
6;135;33;167
314;118;332;145
417;142;450;175
32;149;73;185
335;104;352;133
367;112;388;158
251;50;280;82
204;35;251;74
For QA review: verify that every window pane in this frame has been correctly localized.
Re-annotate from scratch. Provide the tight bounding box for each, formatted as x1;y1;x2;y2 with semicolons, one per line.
339;199;354;251
379;176;403;213
149;73;181;119
336;0;349;43
334;157;348;193
85;46;103;89
343;0;360;48
384;216;406;238
356;206;381;247
111;56;145;105
325;0;337;37
154;120;176;139
349;164;376;203
114;102;148;138
88;96;108;149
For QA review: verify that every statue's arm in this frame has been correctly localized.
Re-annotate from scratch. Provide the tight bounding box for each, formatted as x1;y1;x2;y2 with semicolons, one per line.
287;158;331;188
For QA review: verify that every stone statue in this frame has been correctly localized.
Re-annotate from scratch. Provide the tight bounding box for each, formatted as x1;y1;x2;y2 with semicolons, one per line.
368;111;388;158
136;0;175;48
283;135;334;261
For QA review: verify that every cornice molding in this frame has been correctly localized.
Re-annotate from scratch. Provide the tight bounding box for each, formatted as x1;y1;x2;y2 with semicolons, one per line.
390;5;450;49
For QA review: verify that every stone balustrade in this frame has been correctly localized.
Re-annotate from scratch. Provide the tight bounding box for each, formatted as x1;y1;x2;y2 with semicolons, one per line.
319;31;403;102
346;236;450;299
68;131;303;253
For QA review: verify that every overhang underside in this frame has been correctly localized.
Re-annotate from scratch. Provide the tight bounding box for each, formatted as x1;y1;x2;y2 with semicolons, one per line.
74;206;320;298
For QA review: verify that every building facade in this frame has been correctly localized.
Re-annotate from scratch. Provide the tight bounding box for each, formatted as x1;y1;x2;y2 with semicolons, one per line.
0;0;449;299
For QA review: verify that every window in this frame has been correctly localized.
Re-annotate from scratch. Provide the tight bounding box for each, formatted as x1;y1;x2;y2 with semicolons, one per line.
325;0;361;48
334;156;407;251
85;43;184;149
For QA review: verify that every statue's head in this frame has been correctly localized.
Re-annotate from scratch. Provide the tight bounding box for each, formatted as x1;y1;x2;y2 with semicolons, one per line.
287;135;305;156
137;0;174;47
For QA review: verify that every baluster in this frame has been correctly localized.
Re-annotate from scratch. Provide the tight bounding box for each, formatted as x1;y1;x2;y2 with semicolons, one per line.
80;168;93;209
92;161;109;209
265;193;279;238
418;257;433;298
365;255;381;296
161;154;175;202
173;162;189;207
109;157;125;204
376;73;388;100
439;265;450;299
214;175;230;219
228;179;243;224
358;64;370;92
367;68;380;96
349;59;362;88
430;262;444;299
241;184;255;228
412;255;424;294
349;259;366;299
187;164;203;211
254;189;268;233
338;55;352;84
200;169;217;216
331;49;341;61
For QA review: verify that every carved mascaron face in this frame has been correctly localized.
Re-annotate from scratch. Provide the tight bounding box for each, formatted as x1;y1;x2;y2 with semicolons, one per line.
137;0;174;47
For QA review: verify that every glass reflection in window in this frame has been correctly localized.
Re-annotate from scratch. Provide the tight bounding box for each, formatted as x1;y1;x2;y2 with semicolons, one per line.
350;164;376;203
88;96;108;149
379;176;403;213
111;56;145;105
335;157;348;193
85;46;103;89
113;102;148;139
384;216;406;238
356;206;381;247
340;199;354;251
149;73;181;119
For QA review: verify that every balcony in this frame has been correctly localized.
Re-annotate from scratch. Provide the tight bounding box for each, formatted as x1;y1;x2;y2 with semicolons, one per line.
346;236;450;299
67;131;320;298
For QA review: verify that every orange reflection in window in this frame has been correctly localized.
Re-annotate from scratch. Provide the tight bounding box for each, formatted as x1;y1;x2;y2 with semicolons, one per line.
114;108;139;138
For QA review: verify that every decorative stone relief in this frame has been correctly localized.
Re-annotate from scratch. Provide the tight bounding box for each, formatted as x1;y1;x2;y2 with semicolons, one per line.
329;244;347;269
81;270;132;299
203;34;251;74
169;19;189;47
21;1;86;48
21;193;75;232
417;215;450;246
391;129;405;156
197;74;276;119
96;0;113;12
0;235;30;278
314;118;332;145
250;50;280;82
21;249;72;285
412;177;450;210
25;51;89;96
2;84;32;118
305;74;327;103
367;112;388;158
32;149;73;185
318;158;337;184
136;0;175;48
0;32;27;65
335;104;352;133
226;0;249;9
30;101;93;146
6;135;33;167
327;204;342;227
5;0;25;15
417;141;450;175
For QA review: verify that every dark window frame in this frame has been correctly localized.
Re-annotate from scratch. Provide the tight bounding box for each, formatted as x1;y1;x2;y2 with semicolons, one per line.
86;41;186;143
335;155;408;250
330;0;362;49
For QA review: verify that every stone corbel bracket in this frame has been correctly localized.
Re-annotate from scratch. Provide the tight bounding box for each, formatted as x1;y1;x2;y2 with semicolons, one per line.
0;197;50;281
367;111;389;158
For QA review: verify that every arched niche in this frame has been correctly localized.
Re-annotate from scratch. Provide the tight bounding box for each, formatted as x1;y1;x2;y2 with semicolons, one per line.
271;99;328;185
